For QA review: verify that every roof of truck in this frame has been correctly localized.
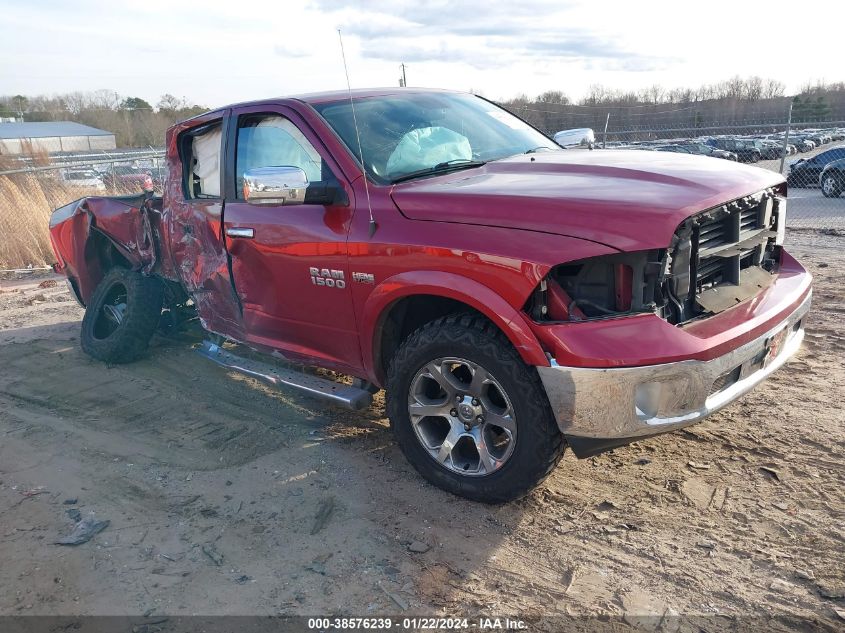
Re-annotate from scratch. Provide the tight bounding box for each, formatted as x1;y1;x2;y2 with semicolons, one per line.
293;87;458;104
210;87;460;114
175;88;467;128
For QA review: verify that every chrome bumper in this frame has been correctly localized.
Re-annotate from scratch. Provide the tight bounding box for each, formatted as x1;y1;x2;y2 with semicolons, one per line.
537;292;811;447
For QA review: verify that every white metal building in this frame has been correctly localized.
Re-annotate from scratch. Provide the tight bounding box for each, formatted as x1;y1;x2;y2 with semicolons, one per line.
0;121;117;155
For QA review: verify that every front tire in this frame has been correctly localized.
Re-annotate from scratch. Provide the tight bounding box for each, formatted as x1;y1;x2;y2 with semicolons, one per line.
386;314;565;503
81;267;163;363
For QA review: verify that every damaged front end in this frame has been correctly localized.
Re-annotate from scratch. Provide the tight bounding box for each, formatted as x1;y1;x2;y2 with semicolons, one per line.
525;186;809;456
526;187;787;327
526;249;666;323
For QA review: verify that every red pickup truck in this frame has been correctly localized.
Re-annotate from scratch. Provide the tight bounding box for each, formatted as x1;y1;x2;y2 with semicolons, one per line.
48;88;811;503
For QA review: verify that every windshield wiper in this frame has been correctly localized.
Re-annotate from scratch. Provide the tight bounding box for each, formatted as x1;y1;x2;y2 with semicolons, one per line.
391;159;486;184
524;146;556;154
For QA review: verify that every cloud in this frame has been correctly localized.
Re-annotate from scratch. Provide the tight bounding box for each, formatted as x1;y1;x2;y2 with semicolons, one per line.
314;0;669;72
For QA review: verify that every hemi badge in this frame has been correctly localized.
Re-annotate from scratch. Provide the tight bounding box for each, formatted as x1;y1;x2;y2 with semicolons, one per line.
352;272;375;284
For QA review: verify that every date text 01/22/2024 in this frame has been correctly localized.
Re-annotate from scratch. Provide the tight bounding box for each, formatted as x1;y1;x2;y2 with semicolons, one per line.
306;617;528;630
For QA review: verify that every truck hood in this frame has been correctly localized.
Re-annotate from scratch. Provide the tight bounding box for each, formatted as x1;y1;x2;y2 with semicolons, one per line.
389;150;784;251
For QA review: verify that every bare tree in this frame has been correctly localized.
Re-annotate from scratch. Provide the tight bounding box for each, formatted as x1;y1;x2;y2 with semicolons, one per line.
536;90;569;105
156;94;183;113
762;79;785;99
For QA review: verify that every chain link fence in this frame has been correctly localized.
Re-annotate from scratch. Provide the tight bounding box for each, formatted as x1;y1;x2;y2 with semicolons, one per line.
0;150;165;269
503;100;845;231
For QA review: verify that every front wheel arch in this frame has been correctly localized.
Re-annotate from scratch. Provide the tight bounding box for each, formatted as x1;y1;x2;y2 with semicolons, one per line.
363;274;550;386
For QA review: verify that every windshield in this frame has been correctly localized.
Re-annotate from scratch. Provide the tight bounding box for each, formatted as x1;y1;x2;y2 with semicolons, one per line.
314;92;556;183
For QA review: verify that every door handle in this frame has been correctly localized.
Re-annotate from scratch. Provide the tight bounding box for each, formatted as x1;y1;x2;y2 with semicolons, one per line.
226;227;254;239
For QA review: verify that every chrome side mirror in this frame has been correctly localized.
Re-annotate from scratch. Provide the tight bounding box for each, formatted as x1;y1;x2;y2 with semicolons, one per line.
243;166;308;206
552;127;596;148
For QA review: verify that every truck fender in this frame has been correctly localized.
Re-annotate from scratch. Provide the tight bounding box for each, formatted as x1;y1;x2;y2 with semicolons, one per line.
362;270;549;383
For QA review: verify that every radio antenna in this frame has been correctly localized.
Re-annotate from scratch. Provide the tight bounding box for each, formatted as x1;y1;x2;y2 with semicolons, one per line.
338;29;377;238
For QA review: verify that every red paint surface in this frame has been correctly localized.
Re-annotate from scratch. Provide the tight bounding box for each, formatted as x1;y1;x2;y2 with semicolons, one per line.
390;151;785;252
47;90;812;385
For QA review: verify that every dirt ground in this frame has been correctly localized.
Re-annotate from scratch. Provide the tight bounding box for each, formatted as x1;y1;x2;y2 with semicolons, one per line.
0;230;842;630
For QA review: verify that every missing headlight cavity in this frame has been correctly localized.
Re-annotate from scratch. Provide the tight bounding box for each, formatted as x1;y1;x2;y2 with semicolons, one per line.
528;250;666;322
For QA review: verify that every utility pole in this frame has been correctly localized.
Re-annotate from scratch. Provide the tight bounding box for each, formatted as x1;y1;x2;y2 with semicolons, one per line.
602;112;610;149
399;63;407;87
779;101;793;175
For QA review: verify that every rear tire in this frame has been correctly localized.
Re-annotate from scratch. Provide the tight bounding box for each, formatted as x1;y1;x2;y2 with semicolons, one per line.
386;314;565;503
81;267;163;364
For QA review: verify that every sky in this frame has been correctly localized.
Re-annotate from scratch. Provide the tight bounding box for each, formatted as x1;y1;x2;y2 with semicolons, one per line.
1;0;842;108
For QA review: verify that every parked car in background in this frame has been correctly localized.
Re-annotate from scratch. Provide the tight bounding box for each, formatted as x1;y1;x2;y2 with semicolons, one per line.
755;139;786;160
707;138;762;163
102;165;155;190
131;160;166;188
60;169;106;190
787;145;845;187
654;145;691;153
820;157;845;198
801;130;830;147
678;143;737;161
785;136;816;153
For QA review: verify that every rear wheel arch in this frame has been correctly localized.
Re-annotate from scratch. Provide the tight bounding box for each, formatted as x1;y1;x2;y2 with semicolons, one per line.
73;229;134;305
86;229;133;270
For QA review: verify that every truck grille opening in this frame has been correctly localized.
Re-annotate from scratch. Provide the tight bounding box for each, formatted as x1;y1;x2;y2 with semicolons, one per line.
666;189;783;324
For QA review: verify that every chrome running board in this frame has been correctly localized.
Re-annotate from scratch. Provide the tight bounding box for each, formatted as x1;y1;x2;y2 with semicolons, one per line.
197;341;373;411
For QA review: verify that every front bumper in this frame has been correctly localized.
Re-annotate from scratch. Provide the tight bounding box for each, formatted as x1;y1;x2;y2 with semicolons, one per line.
537;291;811;457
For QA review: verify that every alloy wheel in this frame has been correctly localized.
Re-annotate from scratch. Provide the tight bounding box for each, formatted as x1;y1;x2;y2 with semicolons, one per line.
92;281;128;339
407;357;517;476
